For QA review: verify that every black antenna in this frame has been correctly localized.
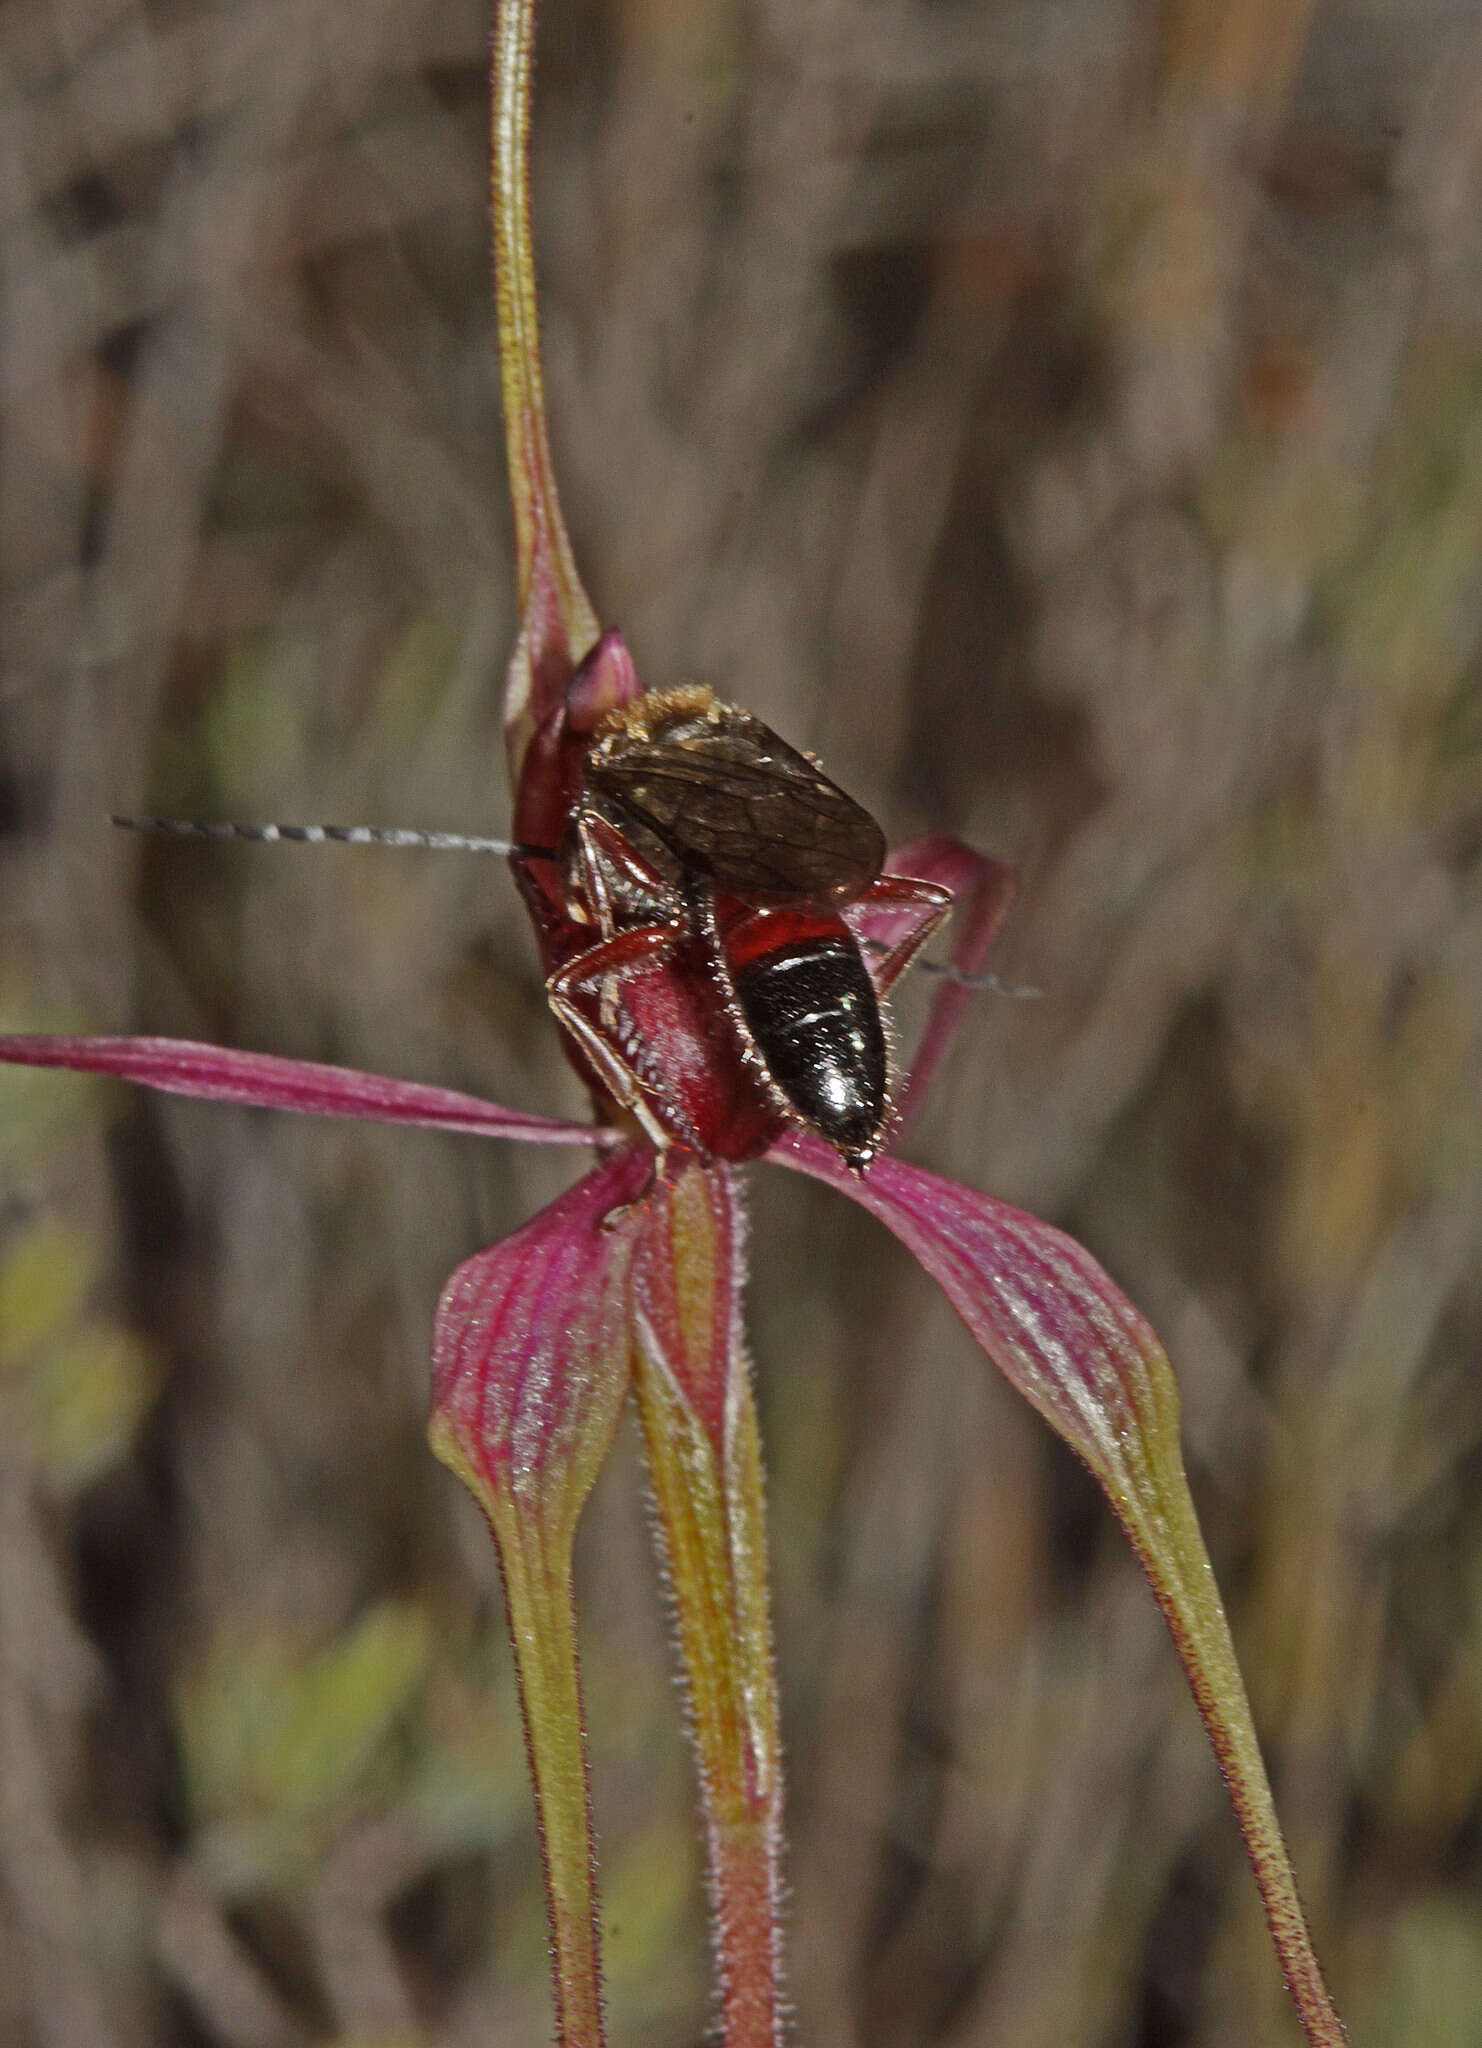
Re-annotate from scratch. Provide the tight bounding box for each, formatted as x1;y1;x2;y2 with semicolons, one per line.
112;815;556;859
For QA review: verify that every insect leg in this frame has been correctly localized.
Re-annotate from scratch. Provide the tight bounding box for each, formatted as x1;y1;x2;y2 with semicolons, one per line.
570;809;673;938
547;925;684;1155
846;874;953;997
569;808;678;1031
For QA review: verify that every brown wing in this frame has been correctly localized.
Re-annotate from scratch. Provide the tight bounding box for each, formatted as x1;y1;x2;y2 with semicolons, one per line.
586;706;885;908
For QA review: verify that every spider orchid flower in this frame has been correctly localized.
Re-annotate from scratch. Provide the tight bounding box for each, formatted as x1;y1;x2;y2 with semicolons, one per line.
0;1;1348;2043
0;897;1345;2048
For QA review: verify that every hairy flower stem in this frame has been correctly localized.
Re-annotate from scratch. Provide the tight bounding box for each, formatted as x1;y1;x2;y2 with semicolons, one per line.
632;1167;785;2046
634;1354;784;2047
498;1535;606;2048
429;1403;608;2048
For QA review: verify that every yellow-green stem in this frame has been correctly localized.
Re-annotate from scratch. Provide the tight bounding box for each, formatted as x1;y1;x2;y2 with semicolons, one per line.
632;1344;784;2048
428;1409;608;2048
499;1527;605;2048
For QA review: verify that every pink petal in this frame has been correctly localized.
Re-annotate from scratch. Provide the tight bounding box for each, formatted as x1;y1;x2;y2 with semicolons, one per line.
430;1145;652;1516
0;1035;604;1147
875;836;1016;1130
772;1133;1154;1470
772;1133;1346;2045
844;836;1014;958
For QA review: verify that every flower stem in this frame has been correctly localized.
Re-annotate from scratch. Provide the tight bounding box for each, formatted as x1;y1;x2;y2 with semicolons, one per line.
500;1529;607;2048
631;1166;785;2047
429;1413;609;2048
633;1350;784;2047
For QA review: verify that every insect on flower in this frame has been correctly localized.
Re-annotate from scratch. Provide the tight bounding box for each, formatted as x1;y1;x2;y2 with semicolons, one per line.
507;632;953;1172
2;0;1350;2032
119;631;956;1178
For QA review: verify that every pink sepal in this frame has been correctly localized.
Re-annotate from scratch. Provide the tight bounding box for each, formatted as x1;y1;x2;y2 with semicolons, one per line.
771;1134;1156;1476
431;1146;653;1513
0;1035;606;1147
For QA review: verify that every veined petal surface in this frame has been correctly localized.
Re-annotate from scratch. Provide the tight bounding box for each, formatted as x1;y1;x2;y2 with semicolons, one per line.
0;1035;604;1146
774;1134;1345;2046
430;1145;651;1527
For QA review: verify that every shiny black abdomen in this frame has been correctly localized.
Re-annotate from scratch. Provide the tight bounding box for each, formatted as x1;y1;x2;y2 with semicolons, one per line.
730;935;887;1167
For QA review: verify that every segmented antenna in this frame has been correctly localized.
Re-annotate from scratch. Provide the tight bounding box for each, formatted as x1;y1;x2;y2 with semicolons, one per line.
111;817;1035;992
857;934;1039;997
111;815;548;858
919;961;1040;996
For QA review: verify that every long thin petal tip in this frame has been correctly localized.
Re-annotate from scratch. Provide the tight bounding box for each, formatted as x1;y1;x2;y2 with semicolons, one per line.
770;1135;1348;2043
0;1032;605;1147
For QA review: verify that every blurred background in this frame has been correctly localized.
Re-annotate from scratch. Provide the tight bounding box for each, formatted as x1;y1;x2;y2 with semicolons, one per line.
4;0;1482;2041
